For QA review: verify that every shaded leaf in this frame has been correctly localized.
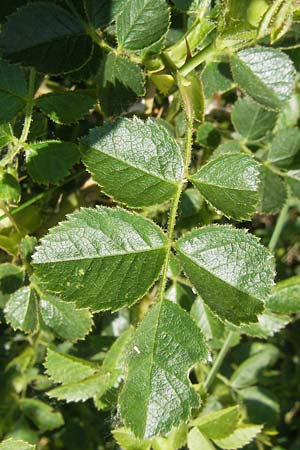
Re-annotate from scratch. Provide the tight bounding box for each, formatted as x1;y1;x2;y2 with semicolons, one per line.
0;59;26;123
268;128;300;168
0;172;20;204
0;2;93;74
176;225;275;325
26;141;80;184
81;117;183;207
286;169;300;197
0;263;23;294
267;276;300;314
19;398;64;432
190;154;261;220
258;167;287;214
120;300;208;438
36;92;95;124
201;62;234;98
33;206;167;312
84;0;127;28
239;386;280;427
190;297;225;349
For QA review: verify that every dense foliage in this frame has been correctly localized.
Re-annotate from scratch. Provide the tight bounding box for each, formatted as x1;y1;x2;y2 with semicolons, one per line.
0;1;300;449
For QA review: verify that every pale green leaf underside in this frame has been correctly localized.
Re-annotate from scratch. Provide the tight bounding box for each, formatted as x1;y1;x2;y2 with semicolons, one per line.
191;154;260;220
0;59;27;123
112;428;151;450
232;310;290;339
267;276;300;314
231;47;295;110
0;439;35;450
213;425;262;449
188;428;216;450
40;294;93;342
26;141;79;184
116;0;170;51
176;225;275;325
45;349;97;384
36;92;95;124
4;286;38;333
192;406;240;439
120;300;208;439
81;117;183;207
33;206;167;312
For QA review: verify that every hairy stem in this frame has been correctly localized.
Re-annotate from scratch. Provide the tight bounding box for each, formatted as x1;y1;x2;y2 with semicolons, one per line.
158;119;193;301
204;331;235;391
19;67;36;144
179;43;218;77
268;202;290;252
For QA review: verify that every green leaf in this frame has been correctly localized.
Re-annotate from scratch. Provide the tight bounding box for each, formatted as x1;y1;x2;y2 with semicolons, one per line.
190;154;261;220
0;59;26;123
232;97;277;141
193;406;240;439
116;0;170;51
4;286;38;333
19;398;64;432
98;53;145;116
230;344;280;389
239;386;280;426
232;310;289;339
120;300;208;438
190;297;225;349
40;294;93;342
0;172;21;204
0;439;35;450
286;170;300;197
175;225;275;325
178;73;204;122
230;47;295;110
84;0;127;28
193;406;239;439
48;372;111;403
0;2;93;74
152;424;188;450
0;263;24;294
0;123;14;148
33;206;167;311
267;276;300;314
258;167;287;214
45;349;97;384
188;428;216;450
36;92;95;125
165;282;195;311
195;123;221;150
268;128;300;168
212;425;262;449
81;117;183;207
112;428;151;450
201;62;234;98
26;141;80;184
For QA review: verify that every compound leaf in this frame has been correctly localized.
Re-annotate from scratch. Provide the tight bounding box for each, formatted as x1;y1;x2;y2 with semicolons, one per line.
4;286;38;333
212;425;263;449
230;47;295;110
36;92;95;124
33;206;167;312
98;53;145;116
116;0;170;51
120;300;208;438
268;128;300;168
190;154;261;220
40;295;93;342
45;349;97;384
232;97;277;141
192;406;240;439
266;276;300;314
0;2;93;74
0;59;27;123
176;225;275;325
19;398;64;432
81;117;183;207
0;439;35;450
26;141;80;184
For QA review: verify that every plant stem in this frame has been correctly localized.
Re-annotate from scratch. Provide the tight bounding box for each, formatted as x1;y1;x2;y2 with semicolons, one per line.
19;68;36;144
268;202;290;252
158;119;193;301
179;43;218;77
204;331;235;391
